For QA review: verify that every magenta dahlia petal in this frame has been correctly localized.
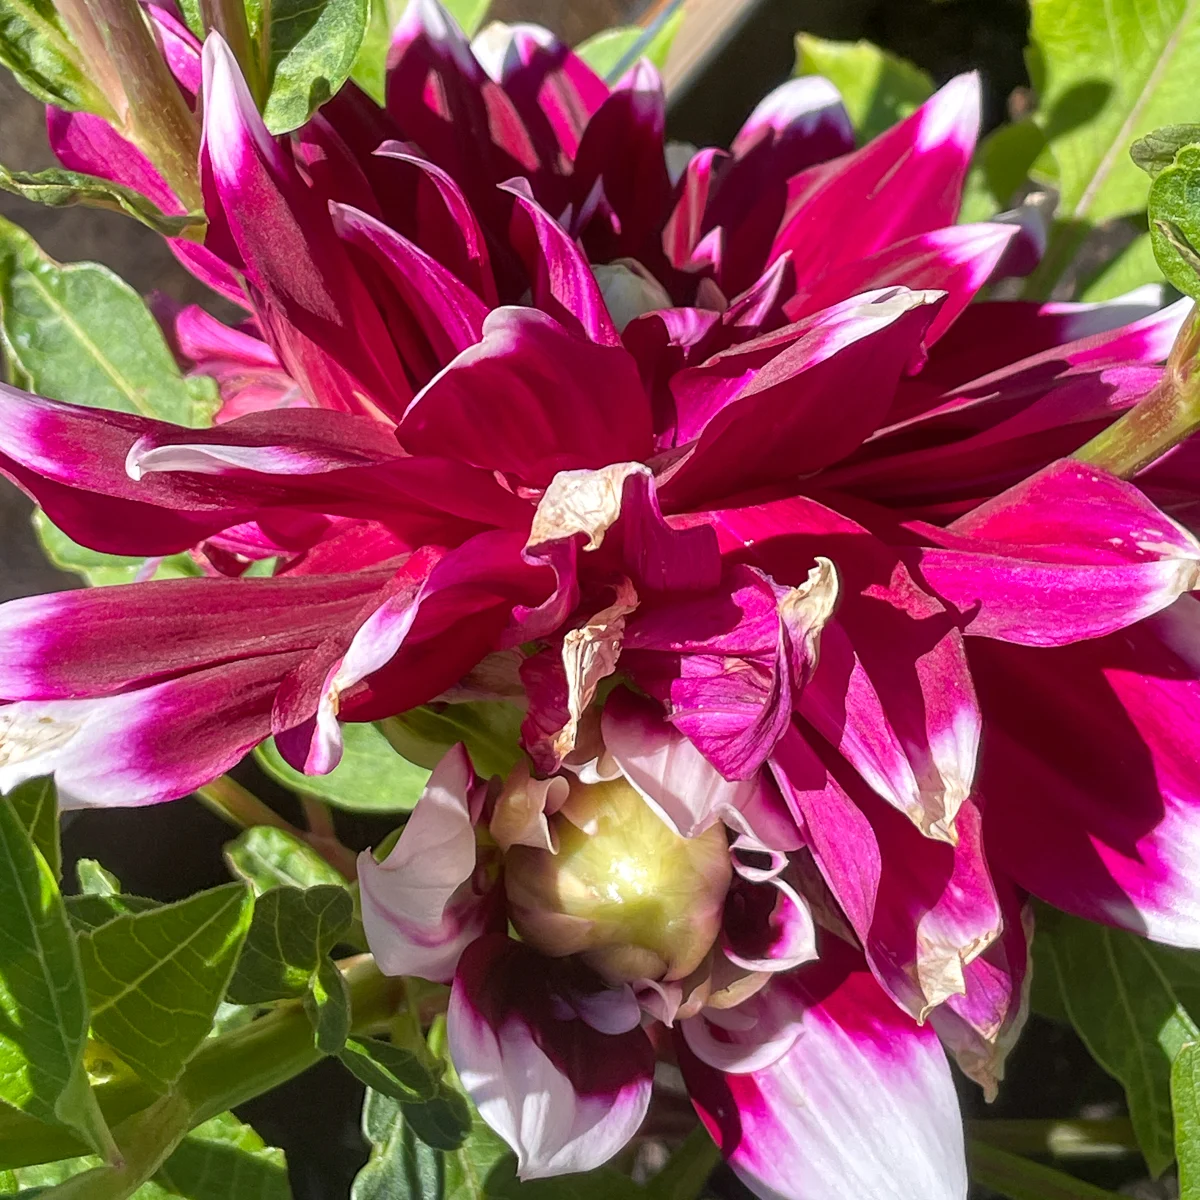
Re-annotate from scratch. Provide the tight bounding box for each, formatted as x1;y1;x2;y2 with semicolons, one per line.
913;460;1200;645
721;873;818;974
0;569;391;700
770;73;980;292
472;22;608;163
359;744;501;982
571;60;671;264
713;494;979;839
0;653;301;806
663;148;728;271
448;935;655;1180
659;287;944;507
331;202;488;365
785;223;1019;346
976;599;1200;948
678;941;967;1200
201;35;409;418
929;871;1032;1099
679;982;805;1075
771;729;1000;1018
623;559;837;779
501;182;621;346
396;307;652;485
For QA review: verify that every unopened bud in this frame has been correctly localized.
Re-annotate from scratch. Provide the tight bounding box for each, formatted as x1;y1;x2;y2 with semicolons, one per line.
504;776;732;986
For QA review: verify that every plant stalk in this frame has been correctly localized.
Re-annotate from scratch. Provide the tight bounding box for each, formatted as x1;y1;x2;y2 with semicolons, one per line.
0;956;399;1172
968;1141;1127;1200
1075;302;1200;477
967;1118;1138;1159
198;0;264;108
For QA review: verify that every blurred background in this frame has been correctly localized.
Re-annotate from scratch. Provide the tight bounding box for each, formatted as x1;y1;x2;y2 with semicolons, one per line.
3;1;1166;1196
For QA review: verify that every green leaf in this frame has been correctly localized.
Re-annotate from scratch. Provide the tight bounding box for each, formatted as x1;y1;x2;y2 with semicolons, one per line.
1176;1042;1200;1199
379;702;524;780
262;0;370;133
6;777;58;882
224;827;347;894
76;860;119;897
0;167;204;238
0;216;220;424
0;799;113;1159
226;885;351;1004
78;884;253;1092
31;511;202;590
255;723;430;813
303;955;350;1055
1037;909;1200;1174
793;34;933;143
151;1111;293;1200
443;0;489;35
1149;142;1200;298
337;1036;441;1105
967;1140;1129;1200
401;1087;472;1154
66;860;160;934
0;0;106;111
1134;124;1200;177
1026;0;1200;294
1078;227;1161;300
574;10;684;80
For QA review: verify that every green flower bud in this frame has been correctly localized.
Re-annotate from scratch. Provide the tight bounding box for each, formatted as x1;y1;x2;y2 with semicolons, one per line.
504;776;733;986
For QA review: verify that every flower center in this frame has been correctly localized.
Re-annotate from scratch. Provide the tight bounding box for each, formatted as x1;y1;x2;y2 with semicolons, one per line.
504;776;733;985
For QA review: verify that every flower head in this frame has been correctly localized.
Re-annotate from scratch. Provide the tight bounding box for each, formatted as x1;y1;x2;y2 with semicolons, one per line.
2;4;1200;1195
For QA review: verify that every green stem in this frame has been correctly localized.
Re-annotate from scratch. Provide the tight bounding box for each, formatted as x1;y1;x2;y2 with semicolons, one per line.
0;956;400;1172
645;1124;723;1200
198;0;264;108
1075;302;1200;476
968;1118;1138;1159
196;776;358;880
969;1141;1127;1200
54;0;201;210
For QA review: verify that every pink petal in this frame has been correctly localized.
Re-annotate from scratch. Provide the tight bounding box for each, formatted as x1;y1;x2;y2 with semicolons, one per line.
679;941;967;1200
358;744;501;983
977;597;1200;948
448;935;654;1179
913;460;1200;645
396;307;652;487
771;73;981;294
721;873;818;973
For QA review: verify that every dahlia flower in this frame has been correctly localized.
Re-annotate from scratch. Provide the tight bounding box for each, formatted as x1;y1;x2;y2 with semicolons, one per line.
2;2;1200;1196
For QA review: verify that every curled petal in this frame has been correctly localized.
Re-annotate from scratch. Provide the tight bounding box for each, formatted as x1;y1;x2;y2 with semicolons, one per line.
721;874;818;974
678;942;968;1200
448;935;654;1180
358;744;499;983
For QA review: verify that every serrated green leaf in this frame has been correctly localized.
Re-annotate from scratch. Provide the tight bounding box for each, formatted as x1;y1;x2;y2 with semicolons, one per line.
6;778;58;882
1176;1042;1200;1199
0;0;106;111
0;216;220;424
793;34;932;143
226;885;351;1004
31;511;202;590
304;955;350;1054
574;10;684;81
379;702;523;780
76;860;119;897
1037;910;1199;1175
0;800;113;1159
1026;0;1200;295
255;723;430;813
1134;124;1200;177
66;860;160;933
0;167;204;238
262;0;369;133
1149;142;1200;298
338;1036;440;1104
78;884;253;1092
224;827;347;894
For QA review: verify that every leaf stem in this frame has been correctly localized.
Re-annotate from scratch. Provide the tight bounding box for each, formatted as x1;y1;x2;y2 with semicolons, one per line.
967;1118;1138;1158
0;955;400;1172
198;0;264;107
968;1141;1128;1200
195;776;358;880
1075;302;1200;476
645;1124;722;1200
